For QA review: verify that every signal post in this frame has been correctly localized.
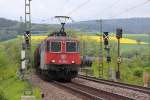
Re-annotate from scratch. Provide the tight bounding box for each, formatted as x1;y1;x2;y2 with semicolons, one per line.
116;28;122;80
103;32;113;80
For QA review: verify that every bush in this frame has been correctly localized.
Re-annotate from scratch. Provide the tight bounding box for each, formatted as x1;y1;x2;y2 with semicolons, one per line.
133;69;143;77
0;90;7;100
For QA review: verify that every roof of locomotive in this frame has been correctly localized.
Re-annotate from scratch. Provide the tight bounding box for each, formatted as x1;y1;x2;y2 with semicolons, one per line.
45;36;79;41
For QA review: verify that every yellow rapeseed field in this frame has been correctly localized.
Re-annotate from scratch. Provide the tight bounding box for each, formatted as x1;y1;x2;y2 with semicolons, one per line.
30;35;146;44
79;35;146;44
31;36;48;41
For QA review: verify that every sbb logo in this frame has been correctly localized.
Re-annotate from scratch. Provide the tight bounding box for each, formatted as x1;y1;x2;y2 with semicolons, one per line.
60;54;67;60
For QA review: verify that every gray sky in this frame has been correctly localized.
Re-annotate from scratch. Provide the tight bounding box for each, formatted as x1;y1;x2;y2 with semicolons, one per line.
0;0;150;23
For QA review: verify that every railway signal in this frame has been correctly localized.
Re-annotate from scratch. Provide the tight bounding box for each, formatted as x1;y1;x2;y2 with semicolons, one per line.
107;55;111;63
116;28;123;80
103;32;109;49
116;28;122;39
103;32;111;63
24;31;31;47
103;32;112;79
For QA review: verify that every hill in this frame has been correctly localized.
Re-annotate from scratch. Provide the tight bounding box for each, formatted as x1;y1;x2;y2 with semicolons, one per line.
0;17;150;41
66;18;150;34
0;18;55;41
0;18;19;41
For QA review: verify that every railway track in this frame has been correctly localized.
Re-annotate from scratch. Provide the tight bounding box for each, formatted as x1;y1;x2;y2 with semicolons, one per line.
78;74;150;95
31;73;150;99
53;81;134;100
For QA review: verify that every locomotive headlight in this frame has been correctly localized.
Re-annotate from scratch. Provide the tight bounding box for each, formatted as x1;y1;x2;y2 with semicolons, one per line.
72;61;75;64
62;41;65;44
51;60;55;63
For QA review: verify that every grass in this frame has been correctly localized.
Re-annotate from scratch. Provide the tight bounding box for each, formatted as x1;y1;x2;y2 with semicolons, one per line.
78;33;150;86
123;33;150;43
0;77;41;100
121;44;149;52
0;39;41;100
90;55;150;86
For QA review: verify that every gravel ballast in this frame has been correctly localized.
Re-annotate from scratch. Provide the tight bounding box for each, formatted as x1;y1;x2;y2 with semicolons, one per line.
73;78;150;100
30;74;82;100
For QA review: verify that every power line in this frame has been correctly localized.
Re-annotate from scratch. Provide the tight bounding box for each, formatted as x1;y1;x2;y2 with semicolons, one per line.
65;0;70;2
67;0;91;16
109;0;150;19
94;0;121;18
106;0;121;9
62;0;70;15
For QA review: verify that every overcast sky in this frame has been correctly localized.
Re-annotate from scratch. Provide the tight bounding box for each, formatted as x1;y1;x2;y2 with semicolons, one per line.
0;0;150;23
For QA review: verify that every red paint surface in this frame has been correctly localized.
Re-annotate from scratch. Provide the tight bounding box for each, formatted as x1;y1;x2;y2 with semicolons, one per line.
35;36;81;65
45;52;80;65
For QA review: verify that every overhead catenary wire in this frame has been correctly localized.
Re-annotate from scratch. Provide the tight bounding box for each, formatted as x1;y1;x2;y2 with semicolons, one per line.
67;0;91;16
94;0;121;18
30;0;150;23
105;0;121;10
60;0;70;15
109;0;150;19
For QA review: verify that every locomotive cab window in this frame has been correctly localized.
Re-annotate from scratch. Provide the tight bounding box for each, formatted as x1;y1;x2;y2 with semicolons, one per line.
51;42;61;52
66;42;77;52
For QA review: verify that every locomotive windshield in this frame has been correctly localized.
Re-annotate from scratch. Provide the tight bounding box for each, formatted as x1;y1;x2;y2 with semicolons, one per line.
66;42;77;52
51;42;61;52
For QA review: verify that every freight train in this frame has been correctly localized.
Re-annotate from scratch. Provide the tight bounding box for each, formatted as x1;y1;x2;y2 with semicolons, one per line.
34;16;81;81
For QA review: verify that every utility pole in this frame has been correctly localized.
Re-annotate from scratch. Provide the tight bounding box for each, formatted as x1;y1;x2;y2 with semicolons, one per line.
20;0;32;79
96;19;103;78
25;0;32;69
25;0;31;31
149;33;150;67
19;16;24;33
82;39;86;73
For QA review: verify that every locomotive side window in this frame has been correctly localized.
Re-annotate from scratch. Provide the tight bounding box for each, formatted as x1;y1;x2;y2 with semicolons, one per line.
66;42;77;52
51;42;61;52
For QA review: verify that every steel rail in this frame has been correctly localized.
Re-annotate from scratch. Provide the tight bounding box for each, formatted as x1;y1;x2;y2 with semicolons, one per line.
53;81;134;100
53;81;104;100
78;74;150;95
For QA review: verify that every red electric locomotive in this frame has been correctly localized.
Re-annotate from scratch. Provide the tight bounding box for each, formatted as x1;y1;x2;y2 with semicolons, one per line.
34;16;80;81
